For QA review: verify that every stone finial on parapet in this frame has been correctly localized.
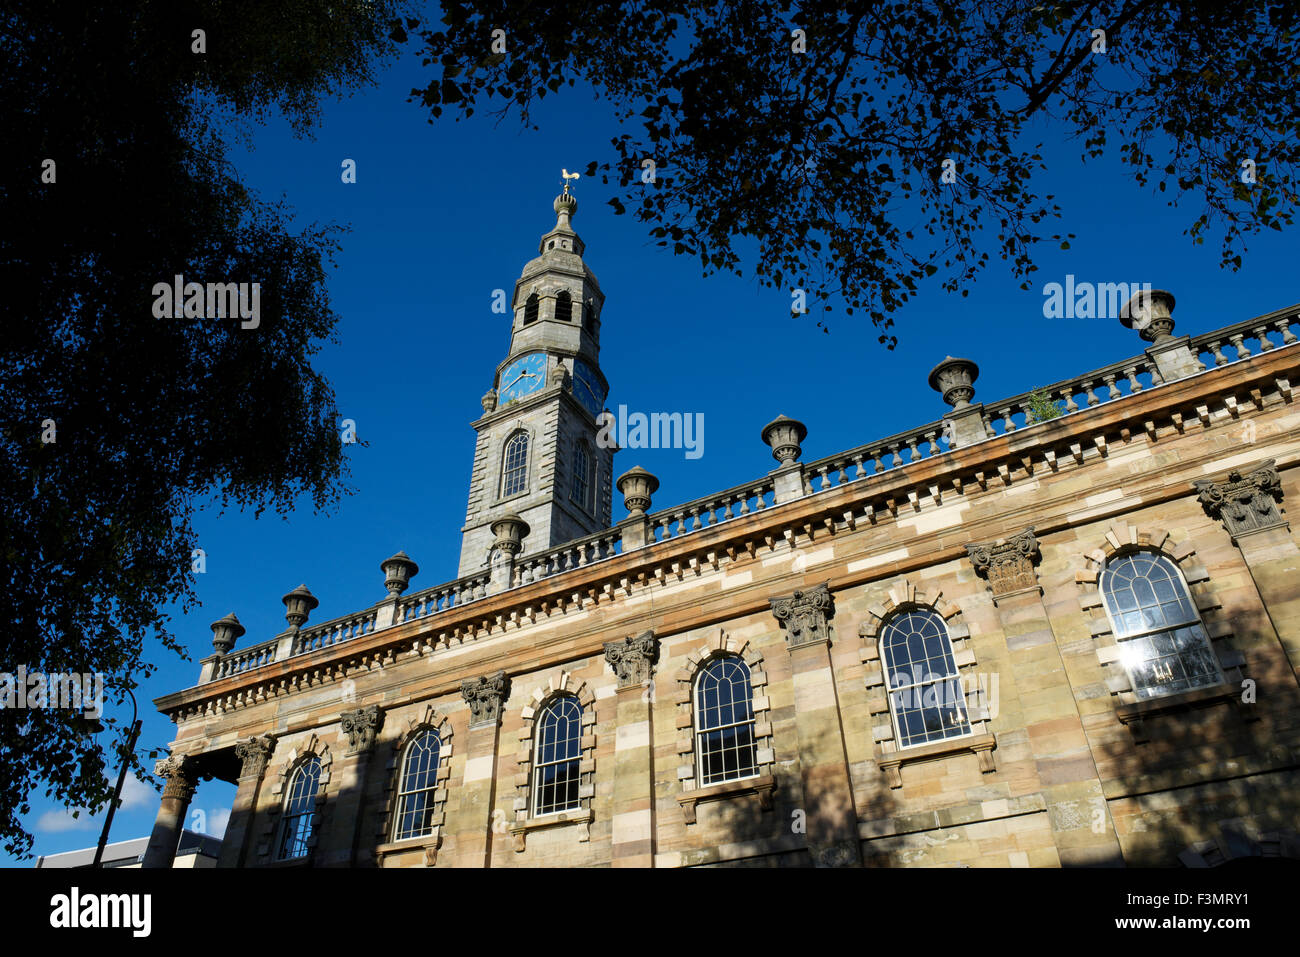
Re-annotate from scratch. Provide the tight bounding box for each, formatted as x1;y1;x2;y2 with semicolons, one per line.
1121;288;1203;382
274;584;318;659
282;584;318;631
209;612;245;656
488;514;530;593
381;551;419;597
762;415;808;504
374;551;420;629
928;356;988;449
617;465;659;549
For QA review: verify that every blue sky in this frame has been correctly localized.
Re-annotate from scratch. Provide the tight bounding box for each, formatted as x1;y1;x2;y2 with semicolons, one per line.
12;30;1299;865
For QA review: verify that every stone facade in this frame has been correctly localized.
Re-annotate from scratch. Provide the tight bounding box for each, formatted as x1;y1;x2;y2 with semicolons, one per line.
148;206;1300;867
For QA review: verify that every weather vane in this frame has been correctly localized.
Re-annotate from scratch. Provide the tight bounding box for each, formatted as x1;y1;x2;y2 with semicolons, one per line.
561;168;580;196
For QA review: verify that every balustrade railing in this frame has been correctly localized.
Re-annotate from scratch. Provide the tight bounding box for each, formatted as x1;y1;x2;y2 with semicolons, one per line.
211;637;279;681
198;307;1300;686
397;571;491;623
645;477;777;542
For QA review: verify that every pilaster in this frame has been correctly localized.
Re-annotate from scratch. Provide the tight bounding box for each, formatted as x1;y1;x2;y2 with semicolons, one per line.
216;736;274;868
769;584;863;866
604;631;659;867
449;671;510;866
966;527;1123;867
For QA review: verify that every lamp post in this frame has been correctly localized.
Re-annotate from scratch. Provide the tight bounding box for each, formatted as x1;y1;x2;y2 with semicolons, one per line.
93;684;142;868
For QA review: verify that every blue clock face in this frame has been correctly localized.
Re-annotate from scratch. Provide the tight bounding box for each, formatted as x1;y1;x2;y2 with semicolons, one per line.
572;359;607;417
498;352;547;404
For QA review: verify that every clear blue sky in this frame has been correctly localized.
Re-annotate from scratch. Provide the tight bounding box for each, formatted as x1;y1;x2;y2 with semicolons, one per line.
13;30;1298;864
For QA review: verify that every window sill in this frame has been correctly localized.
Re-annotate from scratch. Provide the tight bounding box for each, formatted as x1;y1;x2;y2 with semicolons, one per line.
677;772;776;825
375;831;442;867
509;807;593;852
877;732;997;789
1115;682;1250;742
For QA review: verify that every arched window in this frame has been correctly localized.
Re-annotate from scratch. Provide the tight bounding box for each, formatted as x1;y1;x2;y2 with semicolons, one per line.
1100;551;1222;700
570;443;591;509
695;656;758;785
523;293;539;325
392;730;441;841
501;431;529;498
554;290;573;323
276;756;322;861
533;696;583;816
880;609;971;748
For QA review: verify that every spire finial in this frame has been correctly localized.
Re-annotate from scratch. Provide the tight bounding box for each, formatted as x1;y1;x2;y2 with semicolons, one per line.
561;168;580;196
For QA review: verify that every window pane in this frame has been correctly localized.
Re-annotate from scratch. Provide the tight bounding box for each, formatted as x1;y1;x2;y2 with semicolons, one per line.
695;657;758;785
533;697;583;815
880;610;971;747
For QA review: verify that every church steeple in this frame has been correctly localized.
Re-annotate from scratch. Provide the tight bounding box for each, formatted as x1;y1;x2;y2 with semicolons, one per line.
456;180;614;578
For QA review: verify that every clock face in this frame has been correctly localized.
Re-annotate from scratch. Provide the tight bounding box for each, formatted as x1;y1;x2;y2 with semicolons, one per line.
498;352;547;405
572;359;607;418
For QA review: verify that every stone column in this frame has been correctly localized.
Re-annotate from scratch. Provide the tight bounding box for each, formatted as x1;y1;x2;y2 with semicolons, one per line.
603;632;659;867
1195;460;1300;687
449;671;510;867
965;528;1123;867
321;705;383;866
216;736;274;868
142;755;199;868
769;583;863;867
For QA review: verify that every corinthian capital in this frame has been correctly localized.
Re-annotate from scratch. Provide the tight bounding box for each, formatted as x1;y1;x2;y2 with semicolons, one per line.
234;735;275;778
604;631;659;687
340;705;383;754
154;754;199;802
460;671;510;727
1194;459;1287;542
966;526;1041;596
769;582;833;648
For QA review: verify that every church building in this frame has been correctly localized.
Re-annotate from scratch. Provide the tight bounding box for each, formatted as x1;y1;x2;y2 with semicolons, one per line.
147;186;1300;868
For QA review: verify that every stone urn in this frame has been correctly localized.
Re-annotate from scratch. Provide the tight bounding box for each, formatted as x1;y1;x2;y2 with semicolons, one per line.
481;388;498;414
1121;289;1176;343
928;356;980;409
380;551;420;596
209;612;245;655
490;514;530;556
281;584;319;630
616;466;660;518
761;415;808;467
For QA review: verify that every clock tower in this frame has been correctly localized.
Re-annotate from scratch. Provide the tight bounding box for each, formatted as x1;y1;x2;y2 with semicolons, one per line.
456;183;614;577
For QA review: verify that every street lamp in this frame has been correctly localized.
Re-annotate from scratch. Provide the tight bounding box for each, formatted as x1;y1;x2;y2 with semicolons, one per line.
92;684;142;869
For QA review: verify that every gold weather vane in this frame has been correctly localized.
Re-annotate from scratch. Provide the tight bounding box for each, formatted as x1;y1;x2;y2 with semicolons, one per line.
561;168;580;195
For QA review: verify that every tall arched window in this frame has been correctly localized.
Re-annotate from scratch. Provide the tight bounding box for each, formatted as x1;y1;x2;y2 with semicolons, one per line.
501;431;529;497
523;292;539;325
276;755;322;861
695;656;758;786
533;696;582;815
570;443;591;509
392;730;441;841
1100;551;1222;700
880;609;971;748
554;290;573;323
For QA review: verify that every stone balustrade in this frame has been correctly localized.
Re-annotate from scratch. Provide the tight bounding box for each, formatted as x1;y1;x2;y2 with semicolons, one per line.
293;609;378;655
190;302;1299;688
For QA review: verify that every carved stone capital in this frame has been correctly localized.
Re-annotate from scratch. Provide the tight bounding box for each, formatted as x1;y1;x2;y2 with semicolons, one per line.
1194;459;1287;542
234;735;275;779
341;705;383;754
154;754;199;803
604;631;659;687
966;526;1041;596
769;582;834;648
461;671;510;727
